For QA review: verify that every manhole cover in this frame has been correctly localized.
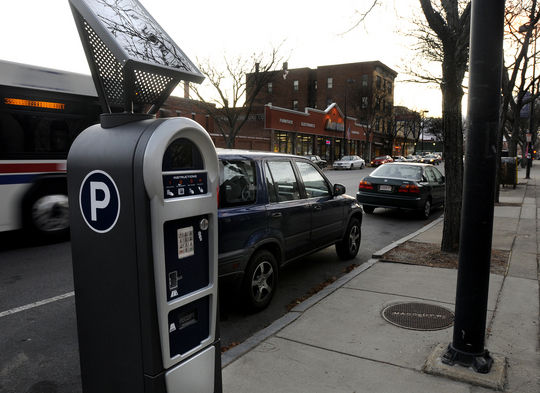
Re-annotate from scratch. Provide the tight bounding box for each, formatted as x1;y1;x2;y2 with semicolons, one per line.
381;302;454;331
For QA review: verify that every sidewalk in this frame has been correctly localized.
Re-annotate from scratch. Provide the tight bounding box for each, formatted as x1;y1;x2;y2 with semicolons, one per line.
221;164;540;392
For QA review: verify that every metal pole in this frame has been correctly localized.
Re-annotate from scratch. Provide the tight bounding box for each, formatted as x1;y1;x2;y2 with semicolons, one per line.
441;0;505;374
526;31;536;179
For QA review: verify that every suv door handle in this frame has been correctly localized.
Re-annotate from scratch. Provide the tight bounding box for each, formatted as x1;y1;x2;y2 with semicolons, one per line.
271;212;282;218
313;205;322;211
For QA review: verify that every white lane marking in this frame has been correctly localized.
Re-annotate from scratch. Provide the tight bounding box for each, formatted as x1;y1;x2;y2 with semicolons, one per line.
0;292;74;319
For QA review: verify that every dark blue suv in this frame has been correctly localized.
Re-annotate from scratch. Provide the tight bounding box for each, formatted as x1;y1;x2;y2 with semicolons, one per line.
217;149;363;310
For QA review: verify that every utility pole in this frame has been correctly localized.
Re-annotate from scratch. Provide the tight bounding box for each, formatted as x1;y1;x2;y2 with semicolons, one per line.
441;0;505;373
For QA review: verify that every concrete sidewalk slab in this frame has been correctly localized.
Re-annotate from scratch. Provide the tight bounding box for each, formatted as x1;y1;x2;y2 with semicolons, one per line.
275;287;463;371
223;337;473;393
345;263;504;311
487;276;540;393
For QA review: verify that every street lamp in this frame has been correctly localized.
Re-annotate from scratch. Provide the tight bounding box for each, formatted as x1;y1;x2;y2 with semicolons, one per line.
343;79;355;157
420;110;429;154
519;22;539;178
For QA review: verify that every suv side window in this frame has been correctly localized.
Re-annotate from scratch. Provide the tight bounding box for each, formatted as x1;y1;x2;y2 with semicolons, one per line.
267;160;301;202
265;162;278;203
295;161;330;198
219;159;257;208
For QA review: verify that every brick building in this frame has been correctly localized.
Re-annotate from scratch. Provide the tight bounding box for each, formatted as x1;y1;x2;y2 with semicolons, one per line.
158;61;412;162
250;61;399;159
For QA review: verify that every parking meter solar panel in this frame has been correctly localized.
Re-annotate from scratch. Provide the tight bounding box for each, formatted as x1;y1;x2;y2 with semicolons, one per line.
69;0;204;113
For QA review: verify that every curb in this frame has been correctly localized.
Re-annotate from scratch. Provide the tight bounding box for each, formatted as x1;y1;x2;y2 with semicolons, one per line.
372;216;444;259
221;216;445;368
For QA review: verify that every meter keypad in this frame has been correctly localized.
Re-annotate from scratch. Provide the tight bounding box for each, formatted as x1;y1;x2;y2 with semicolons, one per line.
163;215;209;301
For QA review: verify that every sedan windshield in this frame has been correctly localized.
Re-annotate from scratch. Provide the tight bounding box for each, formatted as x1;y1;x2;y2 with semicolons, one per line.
340;156;355;161
371;164;423;181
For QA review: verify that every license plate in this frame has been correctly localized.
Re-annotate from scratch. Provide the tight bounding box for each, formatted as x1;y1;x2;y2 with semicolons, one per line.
379;185;392;192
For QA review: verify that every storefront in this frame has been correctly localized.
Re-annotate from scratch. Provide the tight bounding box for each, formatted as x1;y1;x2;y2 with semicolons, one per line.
265;104;370;163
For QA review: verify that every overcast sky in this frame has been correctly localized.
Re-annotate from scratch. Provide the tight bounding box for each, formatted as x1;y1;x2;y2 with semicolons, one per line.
0;0;444;116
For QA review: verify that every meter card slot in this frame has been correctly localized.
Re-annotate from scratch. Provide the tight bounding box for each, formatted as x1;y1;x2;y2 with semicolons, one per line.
163;173;207;199
167;295;210;357
163;215;210;302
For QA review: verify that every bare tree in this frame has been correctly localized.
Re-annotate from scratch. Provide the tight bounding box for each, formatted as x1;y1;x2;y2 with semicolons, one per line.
414;0;471;253
358;84;393;160
500;0;540;159
191;48;283;148
349;0;470;252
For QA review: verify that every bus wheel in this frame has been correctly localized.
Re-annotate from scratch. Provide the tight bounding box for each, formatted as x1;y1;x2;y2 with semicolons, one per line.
24;186;70;241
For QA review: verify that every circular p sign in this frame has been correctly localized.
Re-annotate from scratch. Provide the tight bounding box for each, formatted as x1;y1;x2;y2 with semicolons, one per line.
79;170;120;233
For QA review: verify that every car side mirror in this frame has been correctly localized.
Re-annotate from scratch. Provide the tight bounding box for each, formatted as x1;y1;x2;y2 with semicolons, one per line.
333;183;346;196
440;176;445;184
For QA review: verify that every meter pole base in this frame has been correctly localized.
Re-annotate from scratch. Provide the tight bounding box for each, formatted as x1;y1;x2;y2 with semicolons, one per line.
441;343;494;374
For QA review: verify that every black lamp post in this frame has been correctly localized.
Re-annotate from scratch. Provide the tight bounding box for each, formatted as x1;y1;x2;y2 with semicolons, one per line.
343;79;355;157
519;22;537;179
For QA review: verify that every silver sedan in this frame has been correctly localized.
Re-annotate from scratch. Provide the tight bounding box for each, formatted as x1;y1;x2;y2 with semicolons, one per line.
332;155;366;170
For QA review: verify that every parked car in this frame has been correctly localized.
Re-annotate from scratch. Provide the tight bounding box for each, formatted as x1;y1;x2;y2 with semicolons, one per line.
217;149;363;311
392;155;407;162
405;155;417;162
419;154;442;165
305;154;328;169
356;162;445;219
332;155;366;170
370;155;394;167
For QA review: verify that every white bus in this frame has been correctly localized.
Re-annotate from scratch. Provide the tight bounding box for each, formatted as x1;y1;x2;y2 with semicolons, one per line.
0;60;101;240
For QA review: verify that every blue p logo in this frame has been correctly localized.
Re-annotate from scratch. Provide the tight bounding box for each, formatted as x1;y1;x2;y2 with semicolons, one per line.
79;170;120;233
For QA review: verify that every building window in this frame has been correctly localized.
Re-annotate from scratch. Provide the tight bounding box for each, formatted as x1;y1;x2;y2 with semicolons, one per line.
293;80;299;91
293;100;298;110
326;98;333;107
376;76;382;89
267;82;273;93
362;74;368;87
327;77;333;89
361;97;368;109
387;81;393;93
314;80;318;90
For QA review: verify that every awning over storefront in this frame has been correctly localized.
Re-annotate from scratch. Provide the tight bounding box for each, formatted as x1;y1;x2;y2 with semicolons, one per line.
264;103;371;142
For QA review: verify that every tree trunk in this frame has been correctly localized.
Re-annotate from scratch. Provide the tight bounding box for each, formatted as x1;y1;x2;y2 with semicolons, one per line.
440;60;464;253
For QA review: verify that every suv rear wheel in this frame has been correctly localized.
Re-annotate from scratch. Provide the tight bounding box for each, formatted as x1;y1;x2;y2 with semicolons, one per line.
242;249;278;311
336;217;361;260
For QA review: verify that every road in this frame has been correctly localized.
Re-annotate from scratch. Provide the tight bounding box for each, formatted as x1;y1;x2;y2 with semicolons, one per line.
0;166;443;393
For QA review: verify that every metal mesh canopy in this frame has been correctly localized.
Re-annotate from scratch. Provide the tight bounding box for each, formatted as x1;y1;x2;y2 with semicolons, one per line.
69;0;204;114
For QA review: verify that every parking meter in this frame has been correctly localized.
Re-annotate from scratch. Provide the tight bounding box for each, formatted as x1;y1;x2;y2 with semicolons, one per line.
68;117;221;393
67;1;221;391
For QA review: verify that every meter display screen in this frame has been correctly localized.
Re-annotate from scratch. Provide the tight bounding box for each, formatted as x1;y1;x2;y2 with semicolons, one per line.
163;173;207;199
162;138;203;172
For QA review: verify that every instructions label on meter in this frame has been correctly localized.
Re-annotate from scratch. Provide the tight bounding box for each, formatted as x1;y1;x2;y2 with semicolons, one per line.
163;173;207;199
177;226;195;259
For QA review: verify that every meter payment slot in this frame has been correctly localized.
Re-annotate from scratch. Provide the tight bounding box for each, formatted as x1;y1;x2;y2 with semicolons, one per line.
68;118;221;393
